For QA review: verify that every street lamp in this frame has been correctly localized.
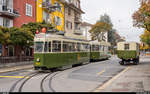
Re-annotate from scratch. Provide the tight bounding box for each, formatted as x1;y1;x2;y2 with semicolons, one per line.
27;40;30;62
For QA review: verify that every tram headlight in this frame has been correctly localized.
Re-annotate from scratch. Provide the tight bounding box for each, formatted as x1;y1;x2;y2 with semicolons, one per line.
37;58;40;62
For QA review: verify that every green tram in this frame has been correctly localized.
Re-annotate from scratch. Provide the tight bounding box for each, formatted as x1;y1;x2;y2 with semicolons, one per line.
90;41;111;61
34;34;90;70
34;34;111;70
117;42;140;65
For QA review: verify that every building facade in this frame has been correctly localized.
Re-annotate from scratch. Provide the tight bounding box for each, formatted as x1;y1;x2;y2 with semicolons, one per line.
36;0;65;32
64;0;85;39
0;0;36;57
81;22;92;41
13;0;36;27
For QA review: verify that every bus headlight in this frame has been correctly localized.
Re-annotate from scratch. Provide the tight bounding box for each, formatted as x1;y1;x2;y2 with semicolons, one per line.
37;58;40;62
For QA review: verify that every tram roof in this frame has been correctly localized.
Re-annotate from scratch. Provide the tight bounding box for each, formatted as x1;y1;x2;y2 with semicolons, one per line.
89;40;111;46
34;33;89;43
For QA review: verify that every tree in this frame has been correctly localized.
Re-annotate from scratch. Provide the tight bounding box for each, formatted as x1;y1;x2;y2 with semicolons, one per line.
140;30;150;46
99;14;113;27
132;0;150;31
89;22;112;42
21;22;54;35
9;27;34;48
0;26;11;45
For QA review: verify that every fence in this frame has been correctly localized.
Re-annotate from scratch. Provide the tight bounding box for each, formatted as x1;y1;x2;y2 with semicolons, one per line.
0;56;34;63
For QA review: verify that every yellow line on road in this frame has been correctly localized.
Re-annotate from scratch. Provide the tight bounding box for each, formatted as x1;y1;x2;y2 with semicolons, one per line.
94;67;131;92
97;70;105;76
0;76;29;79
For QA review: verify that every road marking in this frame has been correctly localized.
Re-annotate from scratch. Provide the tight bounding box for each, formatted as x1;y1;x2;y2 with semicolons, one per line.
0;76;29;79
94;67;131;92
97;70;105;76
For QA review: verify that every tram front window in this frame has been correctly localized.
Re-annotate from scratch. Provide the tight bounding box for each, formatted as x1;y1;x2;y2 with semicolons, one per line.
35;42;44;52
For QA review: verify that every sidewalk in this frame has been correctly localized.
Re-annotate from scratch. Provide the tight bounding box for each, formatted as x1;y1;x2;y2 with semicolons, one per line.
95;56;150;92
0;61;34;73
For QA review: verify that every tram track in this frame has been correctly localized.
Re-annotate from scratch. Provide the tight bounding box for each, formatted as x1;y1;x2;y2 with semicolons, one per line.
18;72;39;92
9;70;63;92
9;71;38;92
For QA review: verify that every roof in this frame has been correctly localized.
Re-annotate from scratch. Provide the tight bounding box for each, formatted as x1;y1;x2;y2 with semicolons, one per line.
81;22;93;27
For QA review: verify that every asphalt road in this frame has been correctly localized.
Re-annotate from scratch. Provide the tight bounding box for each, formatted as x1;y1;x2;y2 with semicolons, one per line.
0;55;149;92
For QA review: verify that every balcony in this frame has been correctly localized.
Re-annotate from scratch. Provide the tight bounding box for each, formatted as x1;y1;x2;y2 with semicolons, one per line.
42;1;52;9
74;29;83;35
0;6;19;18
42;2;61;13
74;17;82;23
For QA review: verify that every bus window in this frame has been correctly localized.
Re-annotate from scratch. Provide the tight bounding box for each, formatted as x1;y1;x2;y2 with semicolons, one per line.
52;41;61;52
35;42;44;53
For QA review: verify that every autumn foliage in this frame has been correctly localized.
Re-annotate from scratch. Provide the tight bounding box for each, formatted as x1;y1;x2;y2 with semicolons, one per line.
132;0;150;31
89;22;112;41
133;0;150;46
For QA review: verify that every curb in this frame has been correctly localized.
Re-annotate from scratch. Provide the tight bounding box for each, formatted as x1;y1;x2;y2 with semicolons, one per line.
0;64;34;74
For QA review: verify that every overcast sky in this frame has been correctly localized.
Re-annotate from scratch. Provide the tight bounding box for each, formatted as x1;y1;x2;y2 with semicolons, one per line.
81;0;144;42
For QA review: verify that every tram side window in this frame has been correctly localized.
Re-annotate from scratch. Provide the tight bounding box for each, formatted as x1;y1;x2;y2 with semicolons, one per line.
92;45;99;52
49;42;51;52
99;45;101;51
44;42;48;52
63;42;76;52
103;46;105;51
72;43;76;52
77;43;81;52
100;45;104;52
63;42;68;52
82;44;90;52
92;45;95;51
35;42;44;52
52;41;61;52
104;46;108;52
96;45;99;51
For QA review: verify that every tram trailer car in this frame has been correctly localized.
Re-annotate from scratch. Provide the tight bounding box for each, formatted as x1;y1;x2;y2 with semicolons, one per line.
34;34;90;70
90;41;111;61
117;42;140;65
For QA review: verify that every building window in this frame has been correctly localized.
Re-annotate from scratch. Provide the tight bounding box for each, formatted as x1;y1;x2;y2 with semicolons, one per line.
68;8;71;15
54;16;61;26
66;21;72;30
43;11;51;24
55;2;62;12
3;18;10;27
26;3;32;17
